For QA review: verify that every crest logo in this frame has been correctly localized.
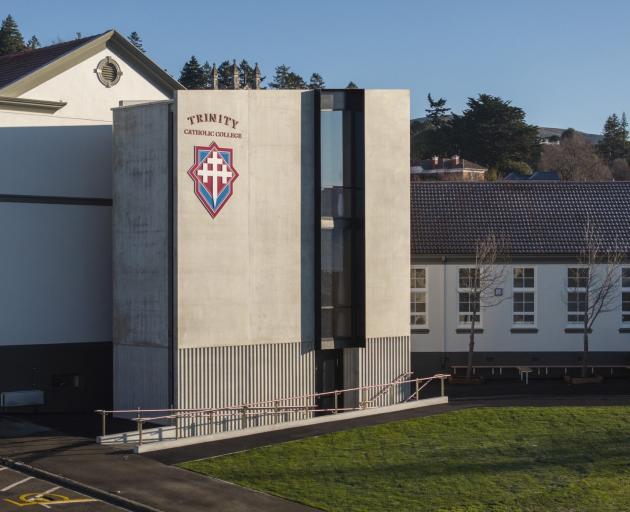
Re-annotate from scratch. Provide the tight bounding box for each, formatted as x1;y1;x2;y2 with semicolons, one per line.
187;142;239;218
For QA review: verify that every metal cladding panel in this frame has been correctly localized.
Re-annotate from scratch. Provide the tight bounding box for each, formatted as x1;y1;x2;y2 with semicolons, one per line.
346;336;411;408
177;341;316;433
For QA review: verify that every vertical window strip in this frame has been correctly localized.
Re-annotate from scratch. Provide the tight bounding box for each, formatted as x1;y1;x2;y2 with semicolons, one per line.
458;267;480;326
512;267;536;326
567;267;588;324
410;267;427;328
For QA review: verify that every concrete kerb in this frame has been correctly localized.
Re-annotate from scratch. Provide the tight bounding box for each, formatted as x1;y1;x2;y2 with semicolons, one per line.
0;456;163;512
133;396;449;454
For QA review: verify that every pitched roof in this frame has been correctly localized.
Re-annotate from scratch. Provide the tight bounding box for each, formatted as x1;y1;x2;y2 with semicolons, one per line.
411;182;630;256
0;34;101;89
0;30;183;97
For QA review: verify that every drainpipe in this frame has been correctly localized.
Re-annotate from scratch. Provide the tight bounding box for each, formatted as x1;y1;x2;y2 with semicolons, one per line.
442;256;447;361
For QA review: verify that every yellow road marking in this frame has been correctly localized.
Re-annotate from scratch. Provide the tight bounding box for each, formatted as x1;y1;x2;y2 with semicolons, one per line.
4;492;97;507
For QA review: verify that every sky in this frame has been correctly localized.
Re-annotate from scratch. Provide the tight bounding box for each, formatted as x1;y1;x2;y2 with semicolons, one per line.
5;0;630;133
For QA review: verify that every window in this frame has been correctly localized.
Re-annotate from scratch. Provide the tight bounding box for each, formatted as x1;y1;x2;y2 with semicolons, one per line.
411;267;427;327
567;267;588;324
458;268;480;326
513;267;535;325
622;268;630;326
318;90;365;347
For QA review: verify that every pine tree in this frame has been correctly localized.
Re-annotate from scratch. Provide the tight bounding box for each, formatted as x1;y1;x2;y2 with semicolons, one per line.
201;61;213;89
598;112;629;164
178;56;206;89
26;35;40;49
269;65;305;89
128;32;144;52
425;93;451;128
0;15;26;56
346;81;358;89
216;60;233;89
308;73;325;90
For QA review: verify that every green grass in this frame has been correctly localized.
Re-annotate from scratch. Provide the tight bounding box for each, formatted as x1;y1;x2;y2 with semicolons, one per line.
180;406;630;512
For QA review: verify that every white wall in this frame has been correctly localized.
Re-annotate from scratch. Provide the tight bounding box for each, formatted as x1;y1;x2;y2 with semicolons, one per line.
0;203;112;346
412;262;630;353
21;47;169;122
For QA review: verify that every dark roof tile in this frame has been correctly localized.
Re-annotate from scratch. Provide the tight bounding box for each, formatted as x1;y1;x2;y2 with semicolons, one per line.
0;34;101;89
411;182;630;256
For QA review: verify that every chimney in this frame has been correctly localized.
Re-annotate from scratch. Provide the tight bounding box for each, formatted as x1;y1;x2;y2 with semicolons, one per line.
210;63;218;90
232;60;239;90
254;63;261;90
432;155;439;167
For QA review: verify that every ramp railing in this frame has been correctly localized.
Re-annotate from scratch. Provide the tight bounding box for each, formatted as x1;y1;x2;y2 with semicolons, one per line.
95;373;449;445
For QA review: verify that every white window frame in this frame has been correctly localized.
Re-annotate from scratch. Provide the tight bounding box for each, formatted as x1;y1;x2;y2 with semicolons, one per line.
622;267;630;327
512;266;536;327
410;266;428;329
567;266;589;326
457;266;481;327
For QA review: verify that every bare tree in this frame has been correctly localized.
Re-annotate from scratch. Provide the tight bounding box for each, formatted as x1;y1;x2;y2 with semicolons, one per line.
572;219;624;377
540;132;612;181
463;234;509;378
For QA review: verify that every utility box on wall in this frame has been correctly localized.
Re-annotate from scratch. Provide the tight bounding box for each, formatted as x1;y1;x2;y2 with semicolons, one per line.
112;89;410;418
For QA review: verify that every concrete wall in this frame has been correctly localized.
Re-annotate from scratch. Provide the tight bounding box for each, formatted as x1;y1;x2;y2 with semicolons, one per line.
364;90;410;340
174;90;315;349
112;101;171;410
411;262;630;374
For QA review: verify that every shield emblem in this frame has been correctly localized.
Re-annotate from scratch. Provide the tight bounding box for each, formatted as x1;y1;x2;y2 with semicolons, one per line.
187;142;239;218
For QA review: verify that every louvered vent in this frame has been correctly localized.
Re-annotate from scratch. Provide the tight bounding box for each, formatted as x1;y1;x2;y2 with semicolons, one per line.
95;57;122;87
101;62;117;82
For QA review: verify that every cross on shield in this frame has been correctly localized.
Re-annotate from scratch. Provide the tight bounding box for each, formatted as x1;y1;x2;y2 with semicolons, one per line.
187;142;239;218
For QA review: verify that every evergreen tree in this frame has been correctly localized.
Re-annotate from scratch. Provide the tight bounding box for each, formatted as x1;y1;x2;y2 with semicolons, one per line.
26;35;40;49
308;73;325;90
269;65;306;89
346;81;358;89
128;31;144;52
598;113;628;164
217;60;233;89
450;94;540;171
425;93;451;128
179;56;206;89
0;15;25;55
201;61;213;89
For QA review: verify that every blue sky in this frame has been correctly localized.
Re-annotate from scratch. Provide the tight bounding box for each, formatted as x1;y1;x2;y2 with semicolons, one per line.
6;0;629;133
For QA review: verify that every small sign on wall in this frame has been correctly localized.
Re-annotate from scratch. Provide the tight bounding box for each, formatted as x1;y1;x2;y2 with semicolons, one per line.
494;288;503;297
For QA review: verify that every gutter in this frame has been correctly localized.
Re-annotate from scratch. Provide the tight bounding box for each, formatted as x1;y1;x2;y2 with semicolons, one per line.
0;96;67;114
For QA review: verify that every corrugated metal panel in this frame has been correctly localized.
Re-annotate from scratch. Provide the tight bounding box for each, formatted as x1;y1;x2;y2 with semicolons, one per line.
177;341;316;434
358;336;411;407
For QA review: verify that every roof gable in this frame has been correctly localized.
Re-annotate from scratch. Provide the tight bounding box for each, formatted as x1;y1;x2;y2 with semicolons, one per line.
0;30;183;97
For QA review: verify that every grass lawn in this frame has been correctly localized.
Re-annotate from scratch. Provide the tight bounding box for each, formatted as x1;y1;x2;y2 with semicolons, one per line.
180;406;630;512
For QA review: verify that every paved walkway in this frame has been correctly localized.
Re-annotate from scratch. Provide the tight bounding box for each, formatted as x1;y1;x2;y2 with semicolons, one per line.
1;394;629;512
0;417;314;512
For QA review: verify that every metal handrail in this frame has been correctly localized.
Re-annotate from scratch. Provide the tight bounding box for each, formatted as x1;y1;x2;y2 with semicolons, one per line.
96;373;450;441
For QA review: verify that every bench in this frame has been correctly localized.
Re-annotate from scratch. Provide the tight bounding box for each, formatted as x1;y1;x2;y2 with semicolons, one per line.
450;364;630;384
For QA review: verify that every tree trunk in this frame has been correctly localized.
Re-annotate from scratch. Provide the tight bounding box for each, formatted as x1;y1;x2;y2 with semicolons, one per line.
582;320;589;378
466;315;476;379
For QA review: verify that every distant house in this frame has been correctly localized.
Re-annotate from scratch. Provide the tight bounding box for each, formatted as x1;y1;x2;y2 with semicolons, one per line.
411;155;487;181
504;170;560;181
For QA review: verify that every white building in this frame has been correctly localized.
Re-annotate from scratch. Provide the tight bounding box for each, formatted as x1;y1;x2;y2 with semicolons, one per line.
0;31;182;410
410;182;630;377
112;89;411;418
